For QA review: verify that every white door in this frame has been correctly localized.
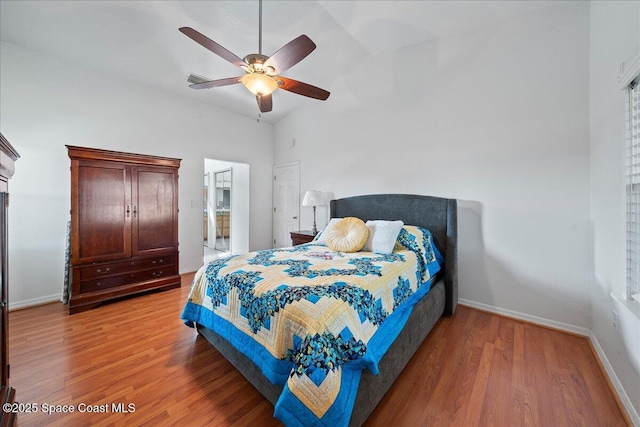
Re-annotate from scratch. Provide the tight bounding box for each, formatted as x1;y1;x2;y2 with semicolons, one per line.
273;162;300;248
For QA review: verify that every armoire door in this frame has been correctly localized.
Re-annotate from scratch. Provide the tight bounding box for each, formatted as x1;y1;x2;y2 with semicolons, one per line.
0;133;18;426
71;160;132;264
132;166;178;257
0;192;8;387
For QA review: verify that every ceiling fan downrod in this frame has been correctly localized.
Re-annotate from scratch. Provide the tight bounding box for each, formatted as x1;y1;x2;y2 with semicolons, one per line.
258;0;262;55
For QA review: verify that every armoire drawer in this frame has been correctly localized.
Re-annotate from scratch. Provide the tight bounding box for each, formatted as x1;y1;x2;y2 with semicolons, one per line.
79;264;178;293
78;254;177;280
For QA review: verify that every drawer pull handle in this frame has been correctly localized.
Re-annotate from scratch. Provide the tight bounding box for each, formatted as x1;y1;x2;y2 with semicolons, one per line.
152;259;165;264
152;271;164;277
96;268;110;274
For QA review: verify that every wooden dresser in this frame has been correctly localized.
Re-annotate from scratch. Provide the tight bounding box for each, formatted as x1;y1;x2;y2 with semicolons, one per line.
67;146;181;314
0;133;19;427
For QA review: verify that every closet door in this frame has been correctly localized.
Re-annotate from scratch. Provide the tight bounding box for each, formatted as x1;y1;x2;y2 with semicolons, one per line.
132;165;178;257
71;160;132;264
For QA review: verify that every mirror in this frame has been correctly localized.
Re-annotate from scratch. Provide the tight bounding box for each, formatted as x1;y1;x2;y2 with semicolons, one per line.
214;169;231;252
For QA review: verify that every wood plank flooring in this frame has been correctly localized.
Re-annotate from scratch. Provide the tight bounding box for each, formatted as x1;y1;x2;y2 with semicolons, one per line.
8;273;630;426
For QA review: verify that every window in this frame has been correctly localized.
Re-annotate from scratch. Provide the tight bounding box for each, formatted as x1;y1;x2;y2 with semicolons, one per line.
625;74;640;303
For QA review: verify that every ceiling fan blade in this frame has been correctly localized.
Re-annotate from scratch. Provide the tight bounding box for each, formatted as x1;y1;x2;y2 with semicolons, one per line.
264;35;316;75
257;94;273;113
188;76;242;89
187;73;214;85
179;27;246;69
277;77;330;101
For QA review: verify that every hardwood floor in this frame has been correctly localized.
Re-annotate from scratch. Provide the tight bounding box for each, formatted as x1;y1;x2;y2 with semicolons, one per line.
8;273;630;426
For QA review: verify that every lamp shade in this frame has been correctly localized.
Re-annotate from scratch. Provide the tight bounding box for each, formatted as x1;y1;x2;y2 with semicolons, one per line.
302;190;323;207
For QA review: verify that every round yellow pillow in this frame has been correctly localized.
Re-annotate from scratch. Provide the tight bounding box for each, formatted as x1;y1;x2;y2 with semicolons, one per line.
325;217;369;253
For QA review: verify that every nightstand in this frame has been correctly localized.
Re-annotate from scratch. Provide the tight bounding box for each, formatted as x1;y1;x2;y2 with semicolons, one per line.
290;230;317;246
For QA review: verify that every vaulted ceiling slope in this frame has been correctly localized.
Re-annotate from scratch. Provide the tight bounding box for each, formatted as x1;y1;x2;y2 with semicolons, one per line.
0;0;572;123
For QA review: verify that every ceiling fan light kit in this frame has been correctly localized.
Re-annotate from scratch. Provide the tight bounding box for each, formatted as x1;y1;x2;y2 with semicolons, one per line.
179;0;330;113
241;73;278;97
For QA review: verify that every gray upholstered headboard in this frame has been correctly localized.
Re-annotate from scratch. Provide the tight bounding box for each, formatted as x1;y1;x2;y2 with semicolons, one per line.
330;194;458;315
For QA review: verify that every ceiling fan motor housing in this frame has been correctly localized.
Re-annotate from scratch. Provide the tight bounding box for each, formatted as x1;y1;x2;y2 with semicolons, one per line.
242;53;274;75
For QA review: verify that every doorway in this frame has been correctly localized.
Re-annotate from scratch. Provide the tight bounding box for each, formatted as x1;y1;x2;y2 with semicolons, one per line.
204;158;250;264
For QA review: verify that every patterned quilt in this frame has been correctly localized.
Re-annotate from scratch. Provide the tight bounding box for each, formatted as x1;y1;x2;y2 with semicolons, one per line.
181;226;443;426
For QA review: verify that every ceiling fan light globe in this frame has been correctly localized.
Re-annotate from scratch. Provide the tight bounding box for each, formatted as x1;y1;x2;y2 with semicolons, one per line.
241;73;278;96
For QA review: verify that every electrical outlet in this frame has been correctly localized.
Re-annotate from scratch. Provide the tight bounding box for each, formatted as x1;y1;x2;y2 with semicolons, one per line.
612;310;619;332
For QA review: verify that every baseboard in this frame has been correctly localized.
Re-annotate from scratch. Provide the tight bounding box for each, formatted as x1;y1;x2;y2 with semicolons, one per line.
10;294;62;311
458;298;639;426
589;331;640;426
458;298;592;336
9;276;198;312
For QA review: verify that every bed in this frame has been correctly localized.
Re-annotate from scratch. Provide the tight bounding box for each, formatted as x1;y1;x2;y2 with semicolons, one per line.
182;194;458;426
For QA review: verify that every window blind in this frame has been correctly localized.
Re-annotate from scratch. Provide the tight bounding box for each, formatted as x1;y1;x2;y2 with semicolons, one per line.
626;75;640;303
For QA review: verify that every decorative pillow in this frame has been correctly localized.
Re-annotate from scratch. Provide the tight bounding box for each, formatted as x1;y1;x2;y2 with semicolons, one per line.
325;217;369;253
396;225;444;283
313;218;343;245
363;220;404;254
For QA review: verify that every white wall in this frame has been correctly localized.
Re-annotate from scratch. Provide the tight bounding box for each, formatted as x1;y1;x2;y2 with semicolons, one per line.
231;163;251;254
589;1;640;421
275;4;591;329
0;41;274;308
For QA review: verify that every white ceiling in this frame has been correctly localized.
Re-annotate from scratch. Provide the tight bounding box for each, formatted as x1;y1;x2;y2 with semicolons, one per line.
0;0;570;123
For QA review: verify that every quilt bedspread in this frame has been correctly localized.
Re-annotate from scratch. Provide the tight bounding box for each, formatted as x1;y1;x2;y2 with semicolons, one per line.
181;226;443;427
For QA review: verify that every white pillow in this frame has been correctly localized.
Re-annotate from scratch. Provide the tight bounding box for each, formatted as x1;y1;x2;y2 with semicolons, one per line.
363;220;404;254
313;218;343;245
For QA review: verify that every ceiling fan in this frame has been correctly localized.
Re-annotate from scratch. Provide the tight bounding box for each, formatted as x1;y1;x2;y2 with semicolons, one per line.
179;0;330;113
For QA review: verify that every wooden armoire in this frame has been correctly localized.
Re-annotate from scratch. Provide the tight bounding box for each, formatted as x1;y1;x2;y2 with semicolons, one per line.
67;146;181;314
0;132;19;427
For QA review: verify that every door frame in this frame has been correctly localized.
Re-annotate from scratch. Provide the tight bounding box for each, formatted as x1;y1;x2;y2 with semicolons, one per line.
203;158;250;261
